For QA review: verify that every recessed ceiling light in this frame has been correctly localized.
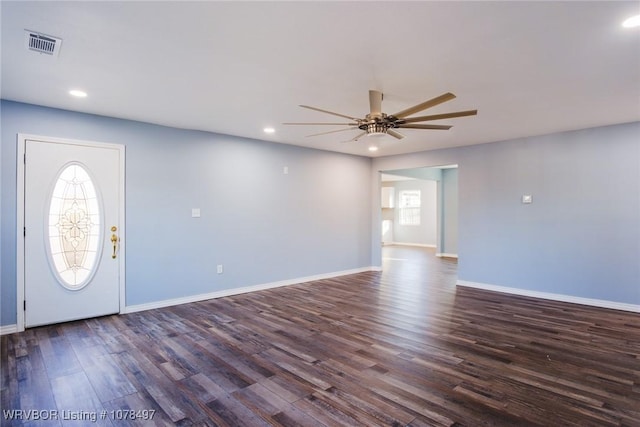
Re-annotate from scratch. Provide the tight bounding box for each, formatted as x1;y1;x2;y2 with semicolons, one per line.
263;127;275;134
69;89;87;98
622;14;640;28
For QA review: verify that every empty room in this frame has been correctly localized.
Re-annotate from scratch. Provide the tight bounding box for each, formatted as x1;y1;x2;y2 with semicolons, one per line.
1;1;639;426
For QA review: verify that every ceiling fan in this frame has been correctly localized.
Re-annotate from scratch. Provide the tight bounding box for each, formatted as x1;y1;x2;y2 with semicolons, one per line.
284;90;477;142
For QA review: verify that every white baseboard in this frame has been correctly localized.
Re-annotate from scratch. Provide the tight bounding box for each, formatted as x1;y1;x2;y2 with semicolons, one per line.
0;324;18;336
436;253;458;259
124;267;379;314
389;242;437;248
457;280;640;313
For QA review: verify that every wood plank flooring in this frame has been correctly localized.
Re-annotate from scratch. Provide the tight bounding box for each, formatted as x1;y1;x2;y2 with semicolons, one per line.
2;246;639;426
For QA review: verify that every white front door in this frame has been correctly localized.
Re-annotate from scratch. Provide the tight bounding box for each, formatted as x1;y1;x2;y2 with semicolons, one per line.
23;138;123;327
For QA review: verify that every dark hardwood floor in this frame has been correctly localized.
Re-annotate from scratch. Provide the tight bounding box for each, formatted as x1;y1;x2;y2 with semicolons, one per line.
2;246;639;426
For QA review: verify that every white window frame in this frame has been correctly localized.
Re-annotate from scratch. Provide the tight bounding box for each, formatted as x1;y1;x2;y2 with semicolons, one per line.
398;189;421;226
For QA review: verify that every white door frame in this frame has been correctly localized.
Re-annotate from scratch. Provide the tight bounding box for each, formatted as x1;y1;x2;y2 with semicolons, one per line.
16;134;126;332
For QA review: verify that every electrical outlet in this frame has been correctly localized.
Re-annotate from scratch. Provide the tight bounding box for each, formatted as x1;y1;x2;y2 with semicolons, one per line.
217;265;223;274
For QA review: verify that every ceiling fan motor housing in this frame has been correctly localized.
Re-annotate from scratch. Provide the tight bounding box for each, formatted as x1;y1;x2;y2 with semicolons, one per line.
359;113;402;135
365;122;388;136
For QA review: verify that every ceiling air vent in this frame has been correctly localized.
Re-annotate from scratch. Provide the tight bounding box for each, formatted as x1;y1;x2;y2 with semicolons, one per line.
24;30;62;57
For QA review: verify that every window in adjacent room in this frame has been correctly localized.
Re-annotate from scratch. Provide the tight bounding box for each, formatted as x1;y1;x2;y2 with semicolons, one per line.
399;190;421;225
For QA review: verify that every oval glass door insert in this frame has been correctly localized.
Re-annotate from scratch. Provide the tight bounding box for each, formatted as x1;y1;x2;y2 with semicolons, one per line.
47;164;102;289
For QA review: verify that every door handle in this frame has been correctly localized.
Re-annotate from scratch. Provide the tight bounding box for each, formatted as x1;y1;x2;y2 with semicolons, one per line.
110;226;119;259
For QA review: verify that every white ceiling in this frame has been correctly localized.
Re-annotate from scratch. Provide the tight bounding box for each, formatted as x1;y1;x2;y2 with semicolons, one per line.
2;1;639;158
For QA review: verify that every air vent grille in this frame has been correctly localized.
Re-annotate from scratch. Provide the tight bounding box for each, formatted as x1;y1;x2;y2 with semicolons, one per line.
24;30;62;57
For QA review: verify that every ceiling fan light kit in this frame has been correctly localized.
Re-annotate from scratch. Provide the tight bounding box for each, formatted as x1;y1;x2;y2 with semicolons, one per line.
284;89;477;147
366;122;388;137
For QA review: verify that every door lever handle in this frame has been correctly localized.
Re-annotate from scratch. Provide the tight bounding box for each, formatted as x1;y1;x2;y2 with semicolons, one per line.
111;233;119;259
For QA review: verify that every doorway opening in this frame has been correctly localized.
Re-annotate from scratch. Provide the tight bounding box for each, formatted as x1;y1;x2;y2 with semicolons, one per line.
379;165;458;263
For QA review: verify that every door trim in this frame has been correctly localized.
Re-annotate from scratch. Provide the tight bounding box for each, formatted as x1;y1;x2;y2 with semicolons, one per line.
16;134;126;332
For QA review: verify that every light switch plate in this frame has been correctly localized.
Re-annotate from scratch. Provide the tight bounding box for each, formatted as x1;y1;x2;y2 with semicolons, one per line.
192;208;201;217
522;195;532;204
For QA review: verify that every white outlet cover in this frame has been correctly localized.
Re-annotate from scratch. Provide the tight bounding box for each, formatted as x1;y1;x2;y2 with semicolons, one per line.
522;195;533;204
192;208;201;217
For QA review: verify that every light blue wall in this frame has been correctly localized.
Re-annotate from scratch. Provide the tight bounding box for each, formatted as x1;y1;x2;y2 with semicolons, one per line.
441;168;458;255
0;103;2;306
372;122;640;305
386;167;442;181
3;101;638;325
1;101;373;326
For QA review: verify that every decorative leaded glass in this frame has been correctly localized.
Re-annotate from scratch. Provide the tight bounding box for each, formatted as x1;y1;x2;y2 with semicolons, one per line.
47;164;101;289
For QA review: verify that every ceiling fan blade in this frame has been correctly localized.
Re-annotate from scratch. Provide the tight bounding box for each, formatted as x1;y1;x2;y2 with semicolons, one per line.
282;122;358;126
401;109;478;124
397;124;452;130
343;131;367;142
392;92;456;118
306;127;359;137
369;90;383;115
299;105;361;121
387;129;405;140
